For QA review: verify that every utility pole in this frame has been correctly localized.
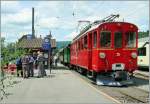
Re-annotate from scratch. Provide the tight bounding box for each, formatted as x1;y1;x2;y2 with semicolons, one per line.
32;7;35;37
48;31;52;74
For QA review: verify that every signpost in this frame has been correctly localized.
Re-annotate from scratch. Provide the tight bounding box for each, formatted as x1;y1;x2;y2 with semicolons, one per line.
42;37;51;74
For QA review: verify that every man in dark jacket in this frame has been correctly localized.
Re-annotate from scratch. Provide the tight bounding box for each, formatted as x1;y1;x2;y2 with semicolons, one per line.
28;54;34;77
16;57;23;77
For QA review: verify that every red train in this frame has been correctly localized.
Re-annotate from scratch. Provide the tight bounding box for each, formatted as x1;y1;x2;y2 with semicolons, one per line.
69;14;138;86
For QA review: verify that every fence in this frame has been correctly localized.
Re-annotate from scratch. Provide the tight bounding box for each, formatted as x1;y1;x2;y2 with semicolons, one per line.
0;65;17;101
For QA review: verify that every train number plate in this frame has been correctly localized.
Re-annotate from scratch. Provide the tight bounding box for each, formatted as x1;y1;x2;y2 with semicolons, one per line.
112;63;125;71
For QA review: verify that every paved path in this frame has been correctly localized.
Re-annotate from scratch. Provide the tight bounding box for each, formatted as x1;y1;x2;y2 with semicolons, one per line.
1;69;117;104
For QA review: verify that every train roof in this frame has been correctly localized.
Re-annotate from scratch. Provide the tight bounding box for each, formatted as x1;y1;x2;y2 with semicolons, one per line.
72;21;138;43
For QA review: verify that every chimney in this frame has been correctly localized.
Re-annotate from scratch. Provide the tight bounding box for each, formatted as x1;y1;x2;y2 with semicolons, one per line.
32;7;35;37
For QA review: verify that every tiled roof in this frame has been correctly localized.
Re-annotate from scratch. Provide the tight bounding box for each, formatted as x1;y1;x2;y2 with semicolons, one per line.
17;38;56;49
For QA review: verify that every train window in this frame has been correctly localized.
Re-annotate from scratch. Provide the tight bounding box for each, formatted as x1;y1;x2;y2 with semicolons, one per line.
78;41;80;50
138;47;146;56
81;38;84;50
93;32;97;48
84;35;87;49
76;42;78;52
100;31;111;47
125;32;136;48
114;32;122;48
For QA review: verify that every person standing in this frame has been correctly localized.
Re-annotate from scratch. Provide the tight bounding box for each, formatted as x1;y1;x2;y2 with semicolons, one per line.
21;54;29;78
28;54;34;77
37;52;46;78
16;57;23;77
33;52;38;69
54;56;58;67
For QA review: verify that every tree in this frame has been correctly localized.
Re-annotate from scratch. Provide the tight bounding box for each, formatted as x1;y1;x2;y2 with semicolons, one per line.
1;39;26;67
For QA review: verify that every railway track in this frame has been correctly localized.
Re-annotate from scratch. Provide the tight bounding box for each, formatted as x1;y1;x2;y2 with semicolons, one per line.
133;72;149;80
69;69;149;104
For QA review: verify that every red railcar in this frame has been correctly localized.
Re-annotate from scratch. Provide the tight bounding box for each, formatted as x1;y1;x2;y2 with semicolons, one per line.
70;21;138;86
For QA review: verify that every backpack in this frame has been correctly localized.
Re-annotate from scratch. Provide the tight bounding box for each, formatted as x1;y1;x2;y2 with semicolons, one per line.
16;58;22;65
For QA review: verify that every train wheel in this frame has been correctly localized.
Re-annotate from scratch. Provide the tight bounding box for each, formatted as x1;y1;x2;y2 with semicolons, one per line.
92;72;97;82
80;68;87;76
86;70;96;80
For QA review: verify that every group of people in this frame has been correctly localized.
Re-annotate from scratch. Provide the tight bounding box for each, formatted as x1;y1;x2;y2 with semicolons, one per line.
16;51;47;78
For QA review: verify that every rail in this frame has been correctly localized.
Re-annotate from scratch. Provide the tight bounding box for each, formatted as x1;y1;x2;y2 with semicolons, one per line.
70;68;149;104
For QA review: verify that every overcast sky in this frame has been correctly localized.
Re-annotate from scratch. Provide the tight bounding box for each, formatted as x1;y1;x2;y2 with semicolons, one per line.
1;1;149;43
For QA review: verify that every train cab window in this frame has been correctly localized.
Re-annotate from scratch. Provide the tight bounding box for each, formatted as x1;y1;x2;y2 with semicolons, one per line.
138;47;146;56
125;32;136;48
100;31;111;47
84;35;87;49
93;32;97;48
114;32;122;48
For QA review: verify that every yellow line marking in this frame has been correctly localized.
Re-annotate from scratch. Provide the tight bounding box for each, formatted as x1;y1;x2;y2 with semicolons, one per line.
72;71;122;104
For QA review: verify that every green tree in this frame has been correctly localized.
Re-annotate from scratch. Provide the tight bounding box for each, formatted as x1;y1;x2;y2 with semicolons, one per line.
1;39;26;67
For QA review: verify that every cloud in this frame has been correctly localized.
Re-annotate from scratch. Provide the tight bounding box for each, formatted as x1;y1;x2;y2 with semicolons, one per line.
2;8;32;26
1;1;20;14
38;17;59;29
1;1;149;43
1;32;22;43
64;31;79;40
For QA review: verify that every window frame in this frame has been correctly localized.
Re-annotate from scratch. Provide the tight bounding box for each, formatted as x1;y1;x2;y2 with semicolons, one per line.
84;35;88;49
100;31;111;48
114;31;123;48
138;47;146;56
93;31;97;48
82;37;84;50
125;31;137;48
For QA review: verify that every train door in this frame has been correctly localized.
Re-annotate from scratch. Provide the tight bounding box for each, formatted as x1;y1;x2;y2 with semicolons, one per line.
88;33;92;70
113;31;123;58
112;31;125;69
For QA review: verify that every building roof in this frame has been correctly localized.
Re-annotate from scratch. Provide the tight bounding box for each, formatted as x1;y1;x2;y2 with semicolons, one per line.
17;36;56;49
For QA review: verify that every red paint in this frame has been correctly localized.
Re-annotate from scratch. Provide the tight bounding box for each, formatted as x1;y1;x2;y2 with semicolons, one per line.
70;22;138;73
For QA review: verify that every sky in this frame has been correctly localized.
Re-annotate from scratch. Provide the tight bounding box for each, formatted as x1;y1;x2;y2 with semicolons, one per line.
1;1;149;44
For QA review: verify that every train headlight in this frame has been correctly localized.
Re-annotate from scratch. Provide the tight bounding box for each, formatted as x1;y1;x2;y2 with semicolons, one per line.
131;52;137;58
99;52;106;59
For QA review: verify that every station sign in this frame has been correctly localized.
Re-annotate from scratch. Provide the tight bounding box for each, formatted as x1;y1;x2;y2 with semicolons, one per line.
42;37;51;50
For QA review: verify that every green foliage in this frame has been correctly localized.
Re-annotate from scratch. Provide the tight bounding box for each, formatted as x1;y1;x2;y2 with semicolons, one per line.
1;37;5;48
138;30;149;39
1;38;26;67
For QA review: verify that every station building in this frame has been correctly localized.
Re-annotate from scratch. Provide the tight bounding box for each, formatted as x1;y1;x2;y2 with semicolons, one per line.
17;34;56;68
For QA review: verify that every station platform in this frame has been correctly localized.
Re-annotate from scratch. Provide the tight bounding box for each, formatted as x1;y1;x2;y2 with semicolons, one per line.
1;68;118;104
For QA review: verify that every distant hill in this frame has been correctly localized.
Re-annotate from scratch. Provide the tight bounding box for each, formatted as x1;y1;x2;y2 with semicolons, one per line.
56;41;71;49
